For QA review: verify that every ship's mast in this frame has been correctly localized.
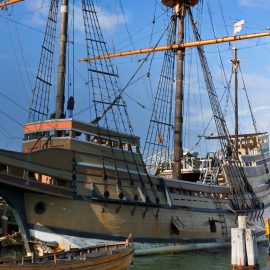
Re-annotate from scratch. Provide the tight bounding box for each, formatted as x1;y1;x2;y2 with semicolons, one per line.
55;0;69;119
232;47;240;157
161;0;199;180
173;3;185;180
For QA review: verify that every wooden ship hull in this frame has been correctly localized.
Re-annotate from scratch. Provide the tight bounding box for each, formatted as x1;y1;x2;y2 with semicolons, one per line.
0;239;134;270
0;119;269;253
0;0;269;256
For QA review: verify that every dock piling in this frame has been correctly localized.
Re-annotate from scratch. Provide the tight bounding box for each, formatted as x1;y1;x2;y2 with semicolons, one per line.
1;202;8;236
231;216;258;269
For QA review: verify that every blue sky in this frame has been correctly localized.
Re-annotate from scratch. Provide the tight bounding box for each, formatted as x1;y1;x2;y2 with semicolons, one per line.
0;0;270;155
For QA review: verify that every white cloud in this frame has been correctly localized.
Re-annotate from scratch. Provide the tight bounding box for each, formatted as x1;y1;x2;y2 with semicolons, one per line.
25;1;127;35
73;4;127;36
235;72;270;132
26;0;49;26
238;0;269;9
96;6;127;35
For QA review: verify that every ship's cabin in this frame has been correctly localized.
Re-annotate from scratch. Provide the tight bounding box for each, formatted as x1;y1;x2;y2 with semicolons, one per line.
234;133;269;163
22;119;141;154
206;132;269;165
207;132;269;160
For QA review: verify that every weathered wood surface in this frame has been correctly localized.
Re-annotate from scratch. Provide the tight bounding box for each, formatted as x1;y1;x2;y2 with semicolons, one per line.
231;216;259;270
0;141;269;246
0;241;134;270
246;229;258;267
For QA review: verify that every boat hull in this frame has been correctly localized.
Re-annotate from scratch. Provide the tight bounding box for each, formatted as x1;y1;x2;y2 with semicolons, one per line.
24;191;269;247
0;243;134;270
0;147;269;254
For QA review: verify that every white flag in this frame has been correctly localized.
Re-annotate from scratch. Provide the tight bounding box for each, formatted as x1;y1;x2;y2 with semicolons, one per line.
234;20;245;35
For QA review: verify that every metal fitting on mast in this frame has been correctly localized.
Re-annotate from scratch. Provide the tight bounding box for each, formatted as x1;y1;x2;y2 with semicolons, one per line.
161;0;199;8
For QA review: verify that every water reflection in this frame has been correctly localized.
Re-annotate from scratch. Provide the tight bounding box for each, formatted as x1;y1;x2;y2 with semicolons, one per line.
131;244;270;270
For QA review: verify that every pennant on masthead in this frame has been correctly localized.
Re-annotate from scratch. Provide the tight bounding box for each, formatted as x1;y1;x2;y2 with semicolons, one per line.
234;20;245;35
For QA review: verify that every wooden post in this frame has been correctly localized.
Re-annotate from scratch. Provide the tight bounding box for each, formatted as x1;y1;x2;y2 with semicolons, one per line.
245;229;258;267
1;203;8;236
231;228;238;266
238;215;247;229
231;216;259;269
237;228;247;267
237;216;247;267
266;217;270;255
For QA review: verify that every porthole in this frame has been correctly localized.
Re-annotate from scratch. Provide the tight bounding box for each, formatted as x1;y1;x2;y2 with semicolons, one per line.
35;201;46;215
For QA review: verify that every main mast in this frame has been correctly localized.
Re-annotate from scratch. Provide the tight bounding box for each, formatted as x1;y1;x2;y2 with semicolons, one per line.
55;0;69;119
173;2;185;180
162;0;199;180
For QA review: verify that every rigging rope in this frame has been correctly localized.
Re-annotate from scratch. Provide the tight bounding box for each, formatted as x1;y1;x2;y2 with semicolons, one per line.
90;18;173;126
188;6;262;212
239;65;269;176
143;11;176;174
28;0;59;122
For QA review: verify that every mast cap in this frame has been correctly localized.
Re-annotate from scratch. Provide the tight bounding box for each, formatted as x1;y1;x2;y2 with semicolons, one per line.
161;0;199;8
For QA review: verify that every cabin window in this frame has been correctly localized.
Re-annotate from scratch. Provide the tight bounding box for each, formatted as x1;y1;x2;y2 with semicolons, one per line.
43;131;50;137
28;171;38;181
40;174;52;184
54;178;71;188
85;134;90;141
111;140;119;148
209;218;216;233
75;131;84;140
170;222;180;235
92;136;99;143
168;187;175;193
0;164;7;173
35;201;46;215
123;144;129;151
100;138;110;146
55;130;65;137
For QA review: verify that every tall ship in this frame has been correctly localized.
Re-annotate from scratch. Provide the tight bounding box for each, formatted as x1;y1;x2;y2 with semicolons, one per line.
0;0;270;254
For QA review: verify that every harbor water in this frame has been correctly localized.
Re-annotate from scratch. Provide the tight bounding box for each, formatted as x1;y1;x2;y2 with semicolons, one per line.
131;243;270;269
1;243;270;269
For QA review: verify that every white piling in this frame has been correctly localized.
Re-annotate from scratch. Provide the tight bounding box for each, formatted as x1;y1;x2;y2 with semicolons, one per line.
231;216;259;269
237;228;247;267
245;229;258;267
238;216;247;229
231;228;238;266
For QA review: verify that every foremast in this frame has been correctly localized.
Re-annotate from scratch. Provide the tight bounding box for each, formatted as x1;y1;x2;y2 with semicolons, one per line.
55;0;69;119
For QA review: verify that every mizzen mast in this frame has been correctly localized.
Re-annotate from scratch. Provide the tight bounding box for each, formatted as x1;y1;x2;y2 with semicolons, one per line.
232;47;240;157
55;0;69;119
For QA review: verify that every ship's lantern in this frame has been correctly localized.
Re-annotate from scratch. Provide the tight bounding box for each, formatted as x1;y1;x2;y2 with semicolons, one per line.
161;0;199;8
